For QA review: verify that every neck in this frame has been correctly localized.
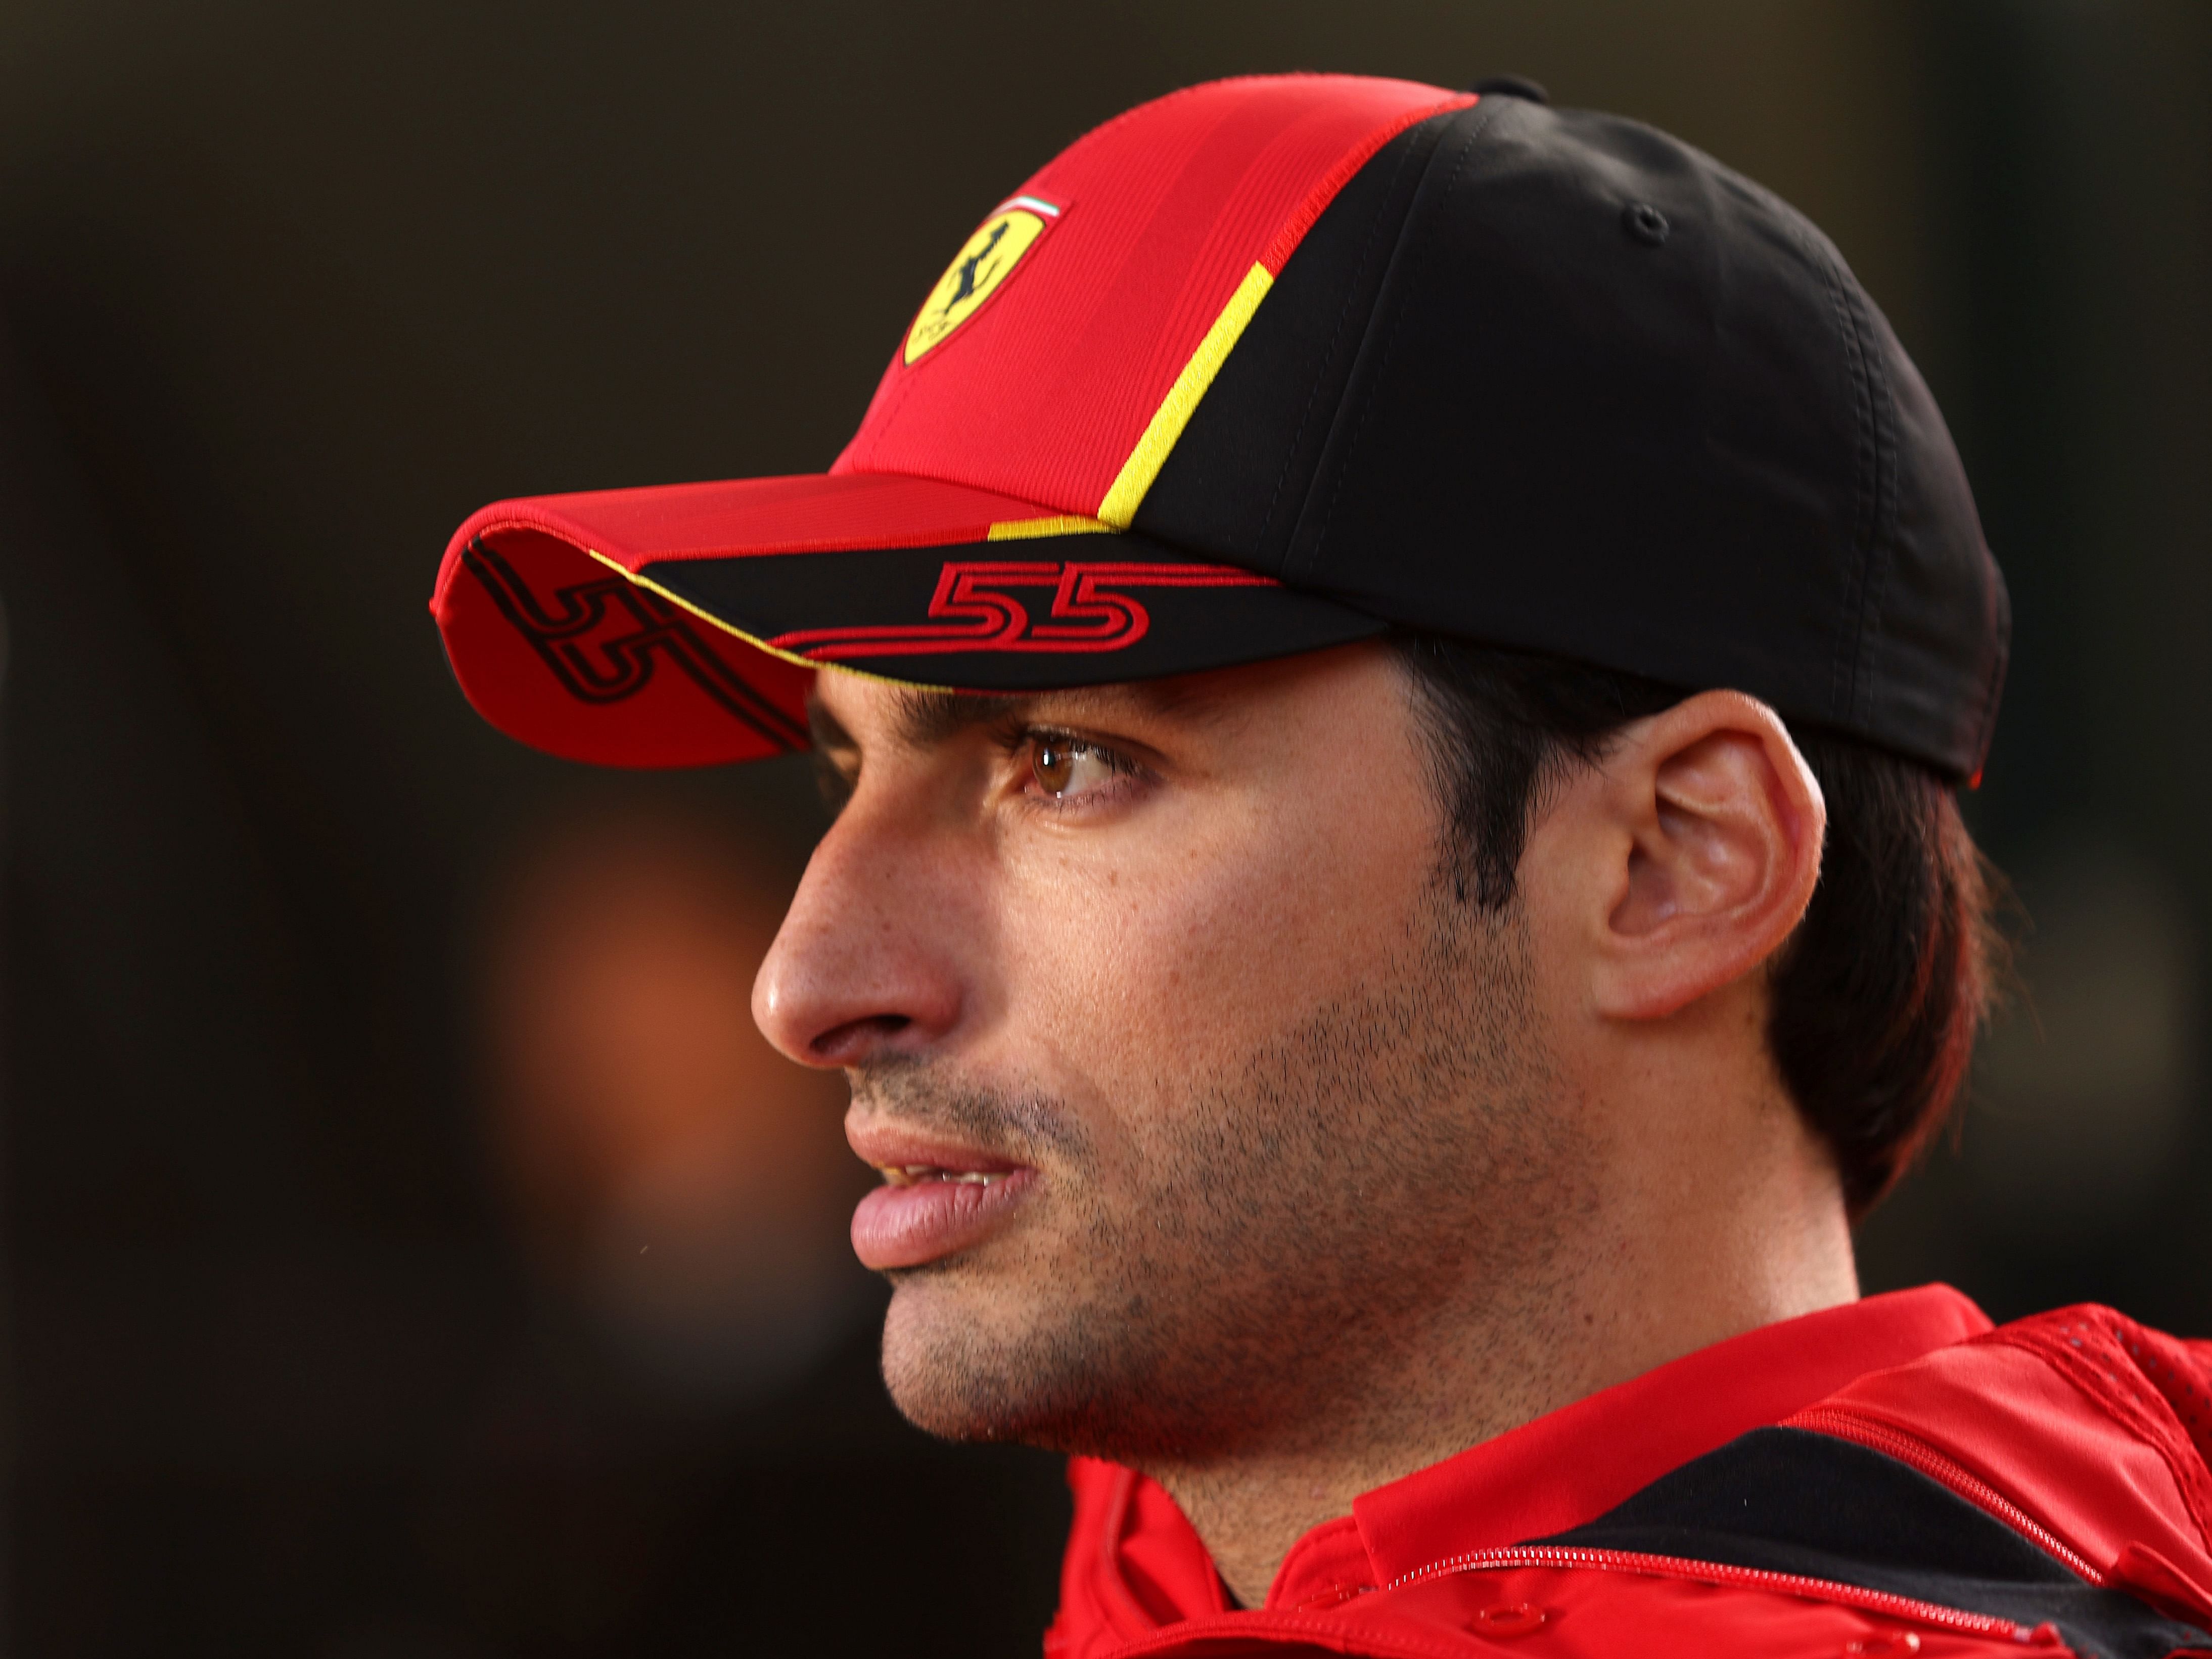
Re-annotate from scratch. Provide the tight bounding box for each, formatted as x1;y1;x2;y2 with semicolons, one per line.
1144;1045;1859;1609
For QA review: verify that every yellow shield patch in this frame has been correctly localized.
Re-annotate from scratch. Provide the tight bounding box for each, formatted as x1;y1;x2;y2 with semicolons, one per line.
904;208;1049;364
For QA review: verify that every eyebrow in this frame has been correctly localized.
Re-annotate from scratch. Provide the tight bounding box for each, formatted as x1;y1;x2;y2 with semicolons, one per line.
890;687;1028;748
807;688;1025;756
806;675;1237;759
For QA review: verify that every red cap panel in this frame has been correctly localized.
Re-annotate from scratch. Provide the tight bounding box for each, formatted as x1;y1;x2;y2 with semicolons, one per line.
834;74;1470;525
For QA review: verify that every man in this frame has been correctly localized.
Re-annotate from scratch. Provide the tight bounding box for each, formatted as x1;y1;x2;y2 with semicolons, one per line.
432;73;2212;1658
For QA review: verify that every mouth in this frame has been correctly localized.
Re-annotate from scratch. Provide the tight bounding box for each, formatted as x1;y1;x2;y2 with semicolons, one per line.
847;1125;1036;1270
875;1165;1015;1188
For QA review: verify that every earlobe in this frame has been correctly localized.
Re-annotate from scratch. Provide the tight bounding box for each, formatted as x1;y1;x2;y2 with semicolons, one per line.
1593;693;1825;1021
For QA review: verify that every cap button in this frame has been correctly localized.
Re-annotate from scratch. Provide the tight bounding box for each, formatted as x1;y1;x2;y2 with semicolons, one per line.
1467;75;1550;105
1622;202;1672;246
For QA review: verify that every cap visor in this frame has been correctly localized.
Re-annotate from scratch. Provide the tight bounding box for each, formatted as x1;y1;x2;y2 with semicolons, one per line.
433;471;1379;767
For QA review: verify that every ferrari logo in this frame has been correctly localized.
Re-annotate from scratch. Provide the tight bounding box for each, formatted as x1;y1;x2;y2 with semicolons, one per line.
905;201;1054;363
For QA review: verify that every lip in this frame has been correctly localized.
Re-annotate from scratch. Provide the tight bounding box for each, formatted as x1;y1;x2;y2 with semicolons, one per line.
846;1120;1037;1271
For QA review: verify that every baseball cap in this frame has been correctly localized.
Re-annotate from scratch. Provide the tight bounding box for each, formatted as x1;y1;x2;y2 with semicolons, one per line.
430;73;2008;780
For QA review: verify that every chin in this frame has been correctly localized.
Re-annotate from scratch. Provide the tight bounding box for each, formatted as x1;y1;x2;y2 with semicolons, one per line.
877;1264;1245;1467
876;1267;1110;1447
878;1269;1030;1440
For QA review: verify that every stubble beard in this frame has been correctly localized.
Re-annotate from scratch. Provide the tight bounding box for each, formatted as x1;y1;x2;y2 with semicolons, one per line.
863;881;1584;1467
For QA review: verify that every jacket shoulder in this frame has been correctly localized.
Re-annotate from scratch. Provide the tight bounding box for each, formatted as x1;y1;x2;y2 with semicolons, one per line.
1783;1304;2212;1628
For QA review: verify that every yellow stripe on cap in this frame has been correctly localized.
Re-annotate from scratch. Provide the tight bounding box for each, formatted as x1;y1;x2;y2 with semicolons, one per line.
583;549;953;693
987;514;1116;541
1095;262;1274;529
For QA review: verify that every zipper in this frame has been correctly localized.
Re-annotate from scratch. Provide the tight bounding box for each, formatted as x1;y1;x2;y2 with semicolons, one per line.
1789;1405;2108;1587
1382;1543;2053;1644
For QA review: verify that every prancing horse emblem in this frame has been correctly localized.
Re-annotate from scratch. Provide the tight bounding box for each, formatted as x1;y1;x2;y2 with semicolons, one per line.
904;200;1056;363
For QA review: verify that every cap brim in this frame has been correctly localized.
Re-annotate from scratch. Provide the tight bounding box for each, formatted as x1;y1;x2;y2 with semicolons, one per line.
432;470;1380;767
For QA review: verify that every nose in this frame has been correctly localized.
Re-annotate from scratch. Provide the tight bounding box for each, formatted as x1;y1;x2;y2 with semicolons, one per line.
752;795;968;1070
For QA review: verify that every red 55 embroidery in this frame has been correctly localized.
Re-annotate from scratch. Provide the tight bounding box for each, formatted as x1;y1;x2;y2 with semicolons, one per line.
771;561;1275;661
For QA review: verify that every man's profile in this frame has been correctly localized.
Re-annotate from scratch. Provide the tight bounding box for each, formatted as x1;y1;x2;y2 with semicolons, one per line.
431;73;2212;1659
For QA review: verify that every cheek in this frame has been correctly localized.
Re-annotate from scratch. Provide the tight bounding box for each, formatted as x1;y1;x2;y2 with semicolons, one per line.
997;785;1435;1079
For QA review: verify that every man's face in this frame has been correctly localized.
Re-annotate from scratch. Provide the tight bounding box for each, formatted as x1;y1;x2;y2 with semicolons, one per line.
753;642;1576;1462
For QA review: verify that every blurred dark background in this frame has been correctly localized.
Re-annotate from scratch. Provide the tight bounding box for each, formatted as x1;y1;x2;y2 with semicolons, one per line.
0;2;2204;1653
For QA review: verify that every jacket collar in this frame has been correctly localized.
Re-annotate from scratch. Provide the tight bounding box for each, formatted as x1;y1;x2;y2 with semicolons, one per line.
1055;1284;1992;1640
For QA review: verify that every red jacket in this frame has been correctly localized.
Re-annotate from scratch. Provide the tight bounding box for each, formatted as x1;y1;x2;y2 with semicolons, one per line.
1045;1287;2212;1659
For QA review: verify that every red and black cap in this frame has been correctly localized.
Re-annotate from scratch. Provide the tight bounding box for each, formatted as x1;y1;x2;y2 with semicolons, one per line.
431;73;2008;780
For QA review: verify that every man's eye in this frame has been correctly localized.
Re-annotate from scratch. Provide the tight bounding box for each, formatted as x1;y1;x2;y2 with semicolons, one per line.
1029;734;1127;801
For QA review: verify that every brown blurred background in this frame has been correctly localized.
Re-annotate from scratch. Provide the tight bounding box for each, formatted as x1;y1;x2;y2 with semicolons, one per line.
0;2;2205;1654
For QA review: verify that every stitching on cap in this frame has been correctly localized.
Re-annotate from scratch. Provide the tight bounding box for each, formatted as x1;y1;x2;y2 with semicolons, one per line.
1789;213;1880;729
1845;278;1901;735
1251;119;1438;558
1291;100;1501;582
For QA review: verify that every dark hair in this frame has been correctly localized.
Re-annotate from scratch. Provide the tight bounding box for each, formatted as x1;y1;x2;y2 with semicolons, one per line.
1391;633;2005;1217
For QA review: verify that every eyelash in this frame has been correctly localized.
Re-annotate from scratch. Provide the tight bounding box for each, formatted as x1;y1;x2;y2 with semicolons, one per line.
999;724;1144;809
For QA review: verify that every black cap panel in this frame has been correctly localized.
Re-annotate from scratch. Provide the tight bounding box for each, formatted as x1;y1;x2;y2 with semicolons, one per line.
1294;98;1871;744
1133;110;1456;573
1144;94;2007;780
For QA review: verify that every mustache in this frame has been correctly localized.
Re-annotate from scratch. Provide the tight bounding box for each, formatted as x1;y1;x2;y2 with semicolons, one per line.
847;1061;1095;1169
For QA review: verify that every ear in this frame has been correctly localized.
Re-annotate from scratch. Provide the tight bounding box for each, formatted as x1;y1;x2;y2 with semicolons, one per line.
1584;691;1826;1021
